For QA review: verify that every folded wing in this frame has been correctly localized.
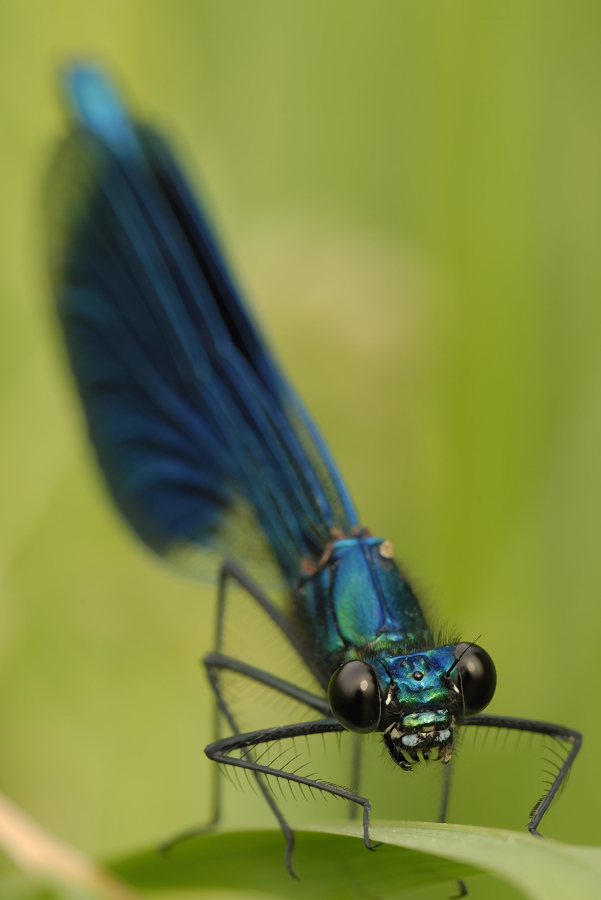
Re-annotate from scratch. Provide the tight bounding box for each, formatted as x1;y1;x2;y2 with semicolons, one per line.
45;64;358;584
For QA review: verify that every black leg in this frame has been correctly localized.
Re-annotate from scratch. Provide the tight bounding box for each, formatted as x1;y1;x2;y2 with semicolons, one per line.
205;717;376;868
159;678;222;855
204;651;329;718
202;656;369;875
203;662;330;877
457;714;582;835
438;762;467;897
216;558;317;669
211;558;333;873
347;733;362;821
164;559;338;877
438;759;452;824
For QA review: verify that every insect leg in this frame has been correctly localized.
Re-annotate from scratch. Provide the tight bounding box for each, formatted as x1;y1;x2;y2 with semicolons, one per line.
439;760;452;824
213;557;330;837
203;657;342;876
457;713;582;835
205;652;329;718
438;764;468;898
347;733;362;821
161;653;328;874
216;558;315;665
162;559;326;872
205;717;376;872
171;663;322;838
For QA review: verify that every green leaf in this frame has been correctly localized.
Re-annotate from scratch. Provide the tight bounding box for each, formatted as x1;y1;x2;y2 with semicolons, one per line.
109;823;601;900
110;826;479;898
340;822;601;900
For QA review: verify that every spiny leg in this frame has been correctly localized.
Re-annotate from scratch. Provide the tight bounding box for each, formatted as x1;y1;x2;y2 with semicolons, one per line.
201;660;331;877
210;559;330;868
164;559;332;875
161;661;318;875
205;717;376;873
456;713;582;835
215;558;313;663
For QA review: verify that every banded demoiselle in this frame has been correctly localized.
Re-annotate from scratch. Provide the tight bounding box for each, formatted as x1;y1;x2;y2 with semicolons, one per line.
45;64;581;879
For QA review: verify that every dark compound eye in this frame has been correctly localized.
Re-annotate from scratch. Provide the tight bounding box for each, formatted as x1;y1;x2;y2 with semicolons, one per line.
454;642;497;715
328;660;381;733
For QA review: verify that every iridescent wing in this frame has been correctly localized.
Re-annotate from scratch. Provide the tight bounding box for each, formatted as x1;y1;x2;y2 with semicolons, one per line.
45;64;358;585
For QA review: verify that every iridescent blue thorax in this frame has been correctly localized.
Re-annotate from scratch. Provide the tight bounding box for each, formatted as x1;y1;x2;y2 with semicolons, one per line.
295;535;435;677
296;535;462;767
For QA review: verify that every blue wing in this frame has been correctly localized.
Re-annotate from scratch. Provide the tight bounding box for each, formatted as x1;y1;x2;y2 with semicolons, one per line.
45;63;358;584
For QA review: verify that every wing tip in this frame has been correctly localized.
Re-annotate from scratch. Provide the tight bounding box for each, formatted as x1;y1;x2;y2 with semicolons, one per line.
59;60;140;158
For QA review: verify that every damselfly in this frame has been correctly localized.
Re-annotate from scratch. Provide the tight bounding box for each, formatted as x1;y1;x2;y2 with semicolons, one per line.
45;64;581;878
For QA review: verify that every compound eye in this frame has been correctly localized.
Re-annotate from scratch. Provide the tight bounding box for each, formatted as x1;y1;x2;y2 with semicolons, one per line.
454;642;497;715
328;660;381;733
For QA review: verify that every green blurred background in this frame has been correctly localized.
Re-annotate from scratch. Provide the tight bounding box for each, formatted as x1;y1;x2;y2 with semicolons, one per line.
0;1;600;897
